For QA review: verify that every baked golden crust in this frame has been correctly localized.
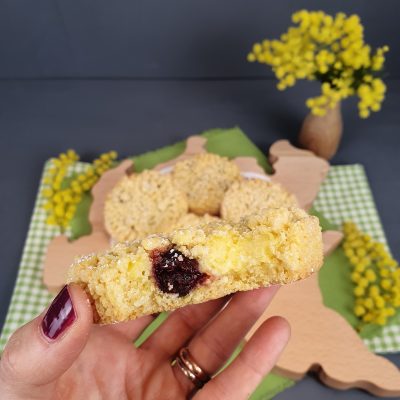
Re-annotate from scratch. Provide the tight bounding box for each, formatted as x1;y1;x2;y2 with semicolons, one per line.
170;212;221;231
221;179;299;223
104;170;188;242
69;207;323;324
172;153;240;215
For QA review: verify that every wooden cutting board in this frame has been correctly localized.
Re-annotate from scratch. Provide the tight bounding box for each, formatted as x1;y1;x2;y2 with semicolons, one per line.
43;136;400;397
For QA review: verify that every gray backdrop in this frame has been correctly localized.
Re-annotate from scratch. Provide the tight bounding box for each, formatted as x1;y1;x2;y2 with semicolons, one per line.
0;0;399;78
0;1;399;399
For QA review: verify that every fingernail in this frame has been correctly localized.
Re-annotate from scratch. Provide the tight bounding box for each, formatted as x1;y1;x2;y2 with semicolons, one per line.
42;285;76;340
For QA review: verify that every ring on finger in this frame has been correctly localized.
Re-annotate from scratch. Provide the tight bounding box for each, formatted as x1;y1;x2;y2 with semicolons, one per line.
173;347;211;389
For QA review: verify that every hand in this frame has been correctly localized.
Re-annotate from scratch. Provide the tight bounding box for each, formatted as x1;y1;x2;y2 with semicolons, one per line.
0;284;289;400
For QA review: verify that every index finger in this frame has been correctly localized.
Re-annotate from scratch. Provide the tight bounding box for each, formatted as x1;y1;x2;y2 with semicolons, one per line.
195;316;290;400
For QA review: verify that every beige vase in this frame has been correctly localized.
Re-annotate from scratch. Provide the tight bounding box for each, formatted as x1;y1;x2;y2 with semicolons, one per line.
298;103;343;160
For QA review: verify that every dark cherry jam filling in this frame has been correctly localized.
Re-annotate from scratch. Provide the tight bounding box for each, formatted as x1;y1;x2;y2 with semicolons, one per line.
151;248;208;297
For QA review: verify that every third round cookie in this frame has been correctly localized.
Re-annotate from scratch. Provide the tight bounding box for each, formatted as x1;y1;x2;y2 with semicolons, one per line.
221;178;298;223
172;153;240;215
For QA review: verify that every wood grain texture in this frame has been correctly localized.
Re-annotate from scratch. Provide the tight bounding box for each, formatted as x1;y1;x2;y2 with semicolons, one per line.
43;232;110;292
269;140;330;210
232;156;267;175
246;230;400;397
271;269;400;397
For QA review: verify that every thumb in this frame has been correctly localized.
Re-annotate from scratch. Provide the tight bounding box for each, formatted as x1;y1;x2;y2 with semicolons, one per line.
0;284;92;394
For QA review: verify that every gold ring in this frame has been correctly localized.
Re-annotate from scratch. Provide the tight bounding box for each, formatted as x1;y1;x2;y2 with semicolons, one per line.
174;347;211;389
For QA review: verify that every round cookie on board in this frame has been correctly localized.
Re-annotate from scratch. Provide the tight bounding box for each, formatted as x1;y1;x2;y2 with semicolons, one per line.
104;170;188;242
221;178;298;223
172;153;240;215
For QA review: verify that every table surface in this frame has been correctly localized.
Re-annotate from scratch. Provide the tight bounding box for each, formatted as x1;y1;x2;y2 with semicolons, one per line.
0;79;399;399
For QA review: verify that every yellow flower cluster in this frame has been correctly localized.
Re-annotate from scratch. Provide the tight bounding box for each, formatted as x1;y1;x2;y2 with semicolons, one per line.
342;222;400;326
42;150;118;230
248;10;389;118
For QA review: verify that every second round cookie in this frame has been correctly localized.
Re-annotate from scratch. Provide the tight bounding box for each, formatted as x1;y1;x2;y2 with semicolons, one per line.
172;153;240;215
104;170;188;242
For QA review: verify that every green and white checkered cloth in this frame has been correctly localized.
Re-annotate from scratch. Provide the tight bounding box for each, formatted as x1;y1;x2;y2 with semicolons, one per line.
1;162;399;354
0;161;88;350
314;164;400;354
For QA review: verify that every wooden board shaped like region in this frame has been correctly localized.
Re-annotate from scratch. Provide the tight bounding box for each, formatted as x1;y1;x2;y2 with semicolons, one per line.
42;136;400;397
246;231;400;397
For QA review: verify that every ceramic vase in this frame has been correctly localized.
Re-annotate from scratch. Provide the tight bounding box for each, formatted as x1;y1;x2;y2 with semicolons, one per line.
298;103;343;160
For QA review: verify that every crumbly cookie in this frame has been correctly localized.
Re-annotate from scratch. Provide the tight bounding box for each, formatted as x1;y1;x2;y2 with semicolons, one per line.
221;179;299;223
171;213;221;231
68;207;323;323
104;170;188;242
171;153;240;215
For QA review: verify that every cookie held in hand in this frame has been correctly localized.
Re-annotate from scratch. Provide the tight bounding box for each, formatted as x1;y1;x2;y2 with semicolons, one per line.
68;207;323;324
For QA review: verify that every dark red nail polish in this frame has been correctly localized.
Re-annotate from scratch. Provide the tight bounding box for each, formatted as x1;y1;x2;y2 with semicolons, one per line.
42;285;76;340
